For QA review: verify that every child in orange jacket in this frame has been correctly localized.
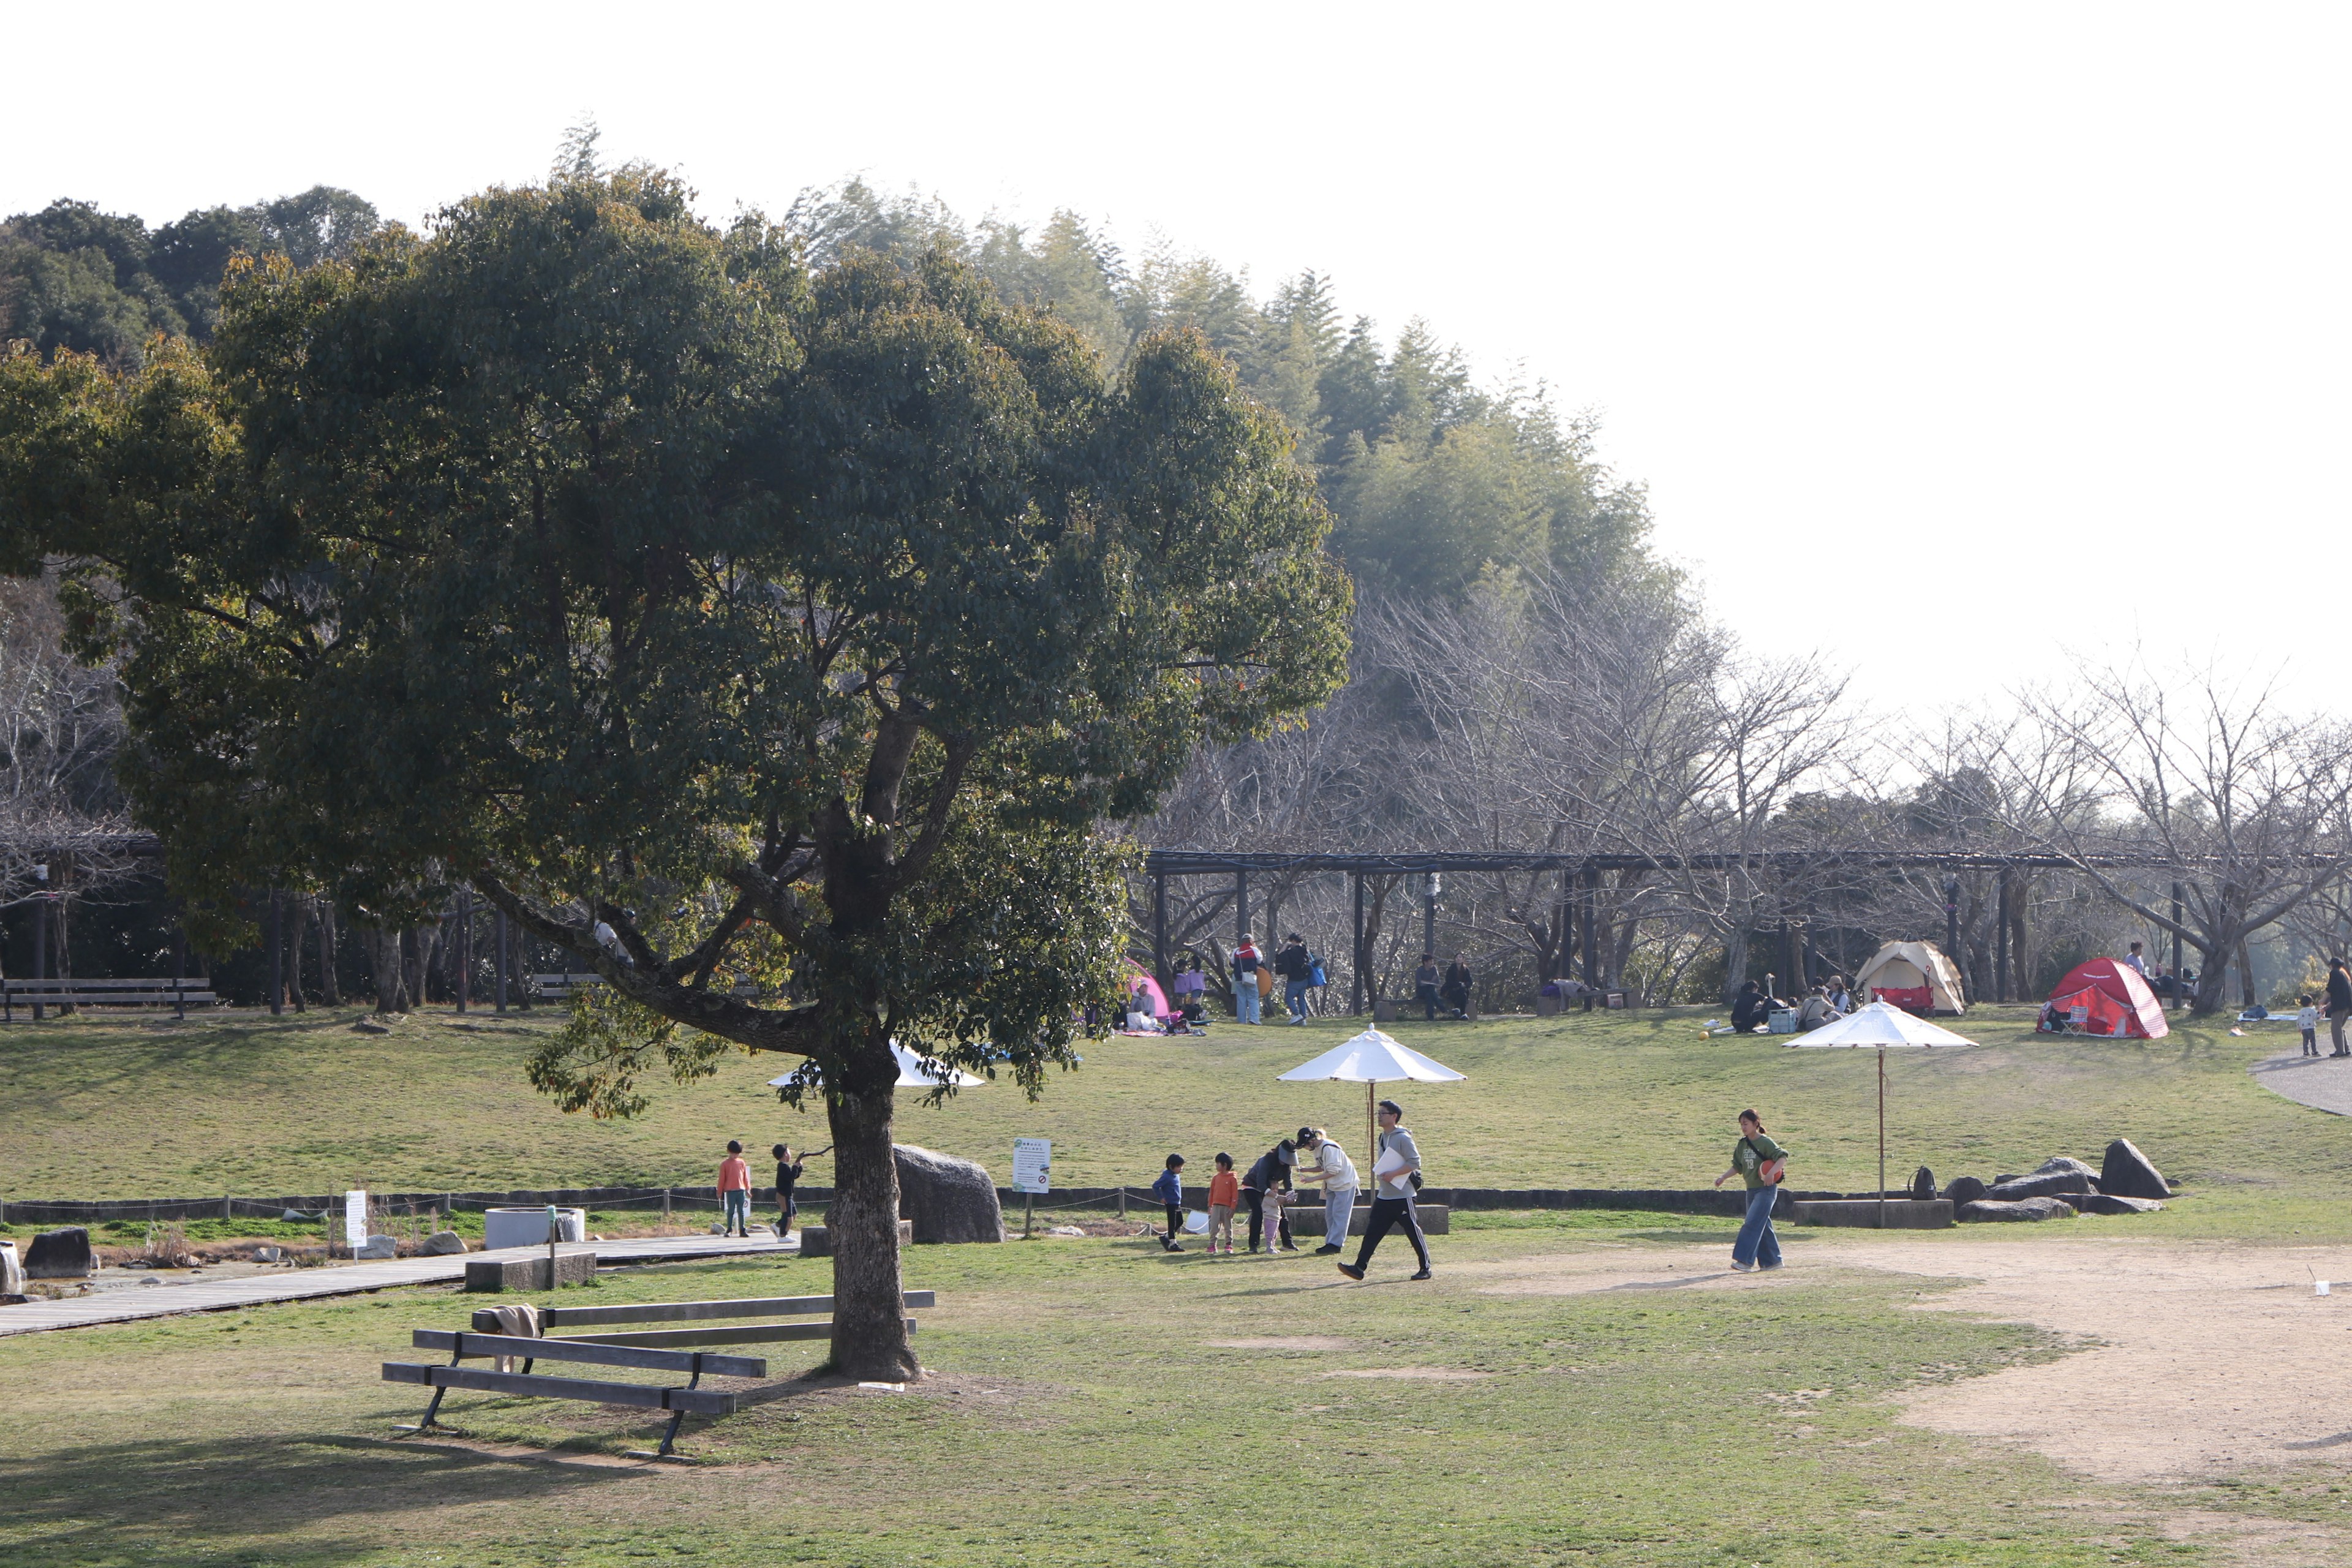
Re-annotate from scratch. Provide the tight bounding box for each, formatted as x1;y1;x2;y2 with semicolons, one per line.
1205;1153;1241;1254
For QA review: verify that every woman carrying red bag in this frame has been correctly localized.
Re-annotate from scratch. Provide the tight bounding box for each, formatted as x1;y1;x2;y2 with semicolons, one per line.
1713;1109;1788;1273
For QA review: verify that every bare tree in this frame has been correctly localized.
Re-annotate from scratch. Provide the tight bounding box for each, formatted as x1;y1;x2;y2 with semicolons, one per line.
2003;660;2352;1014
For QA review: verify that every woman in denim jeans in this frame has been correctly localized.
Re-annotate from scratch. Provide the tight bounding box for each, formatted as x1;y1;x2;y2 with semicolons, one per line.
1712;1109;1787;1272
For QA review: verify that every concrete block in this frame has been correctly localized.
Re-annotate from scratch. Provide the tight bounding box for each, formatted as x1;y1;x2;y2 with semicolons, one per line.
0;1241;21;1294
483;1207;586;1250
799;1221;913;1257
1319;1202;1451;1236
1790;1199;1952;1229
464;1251;599;1291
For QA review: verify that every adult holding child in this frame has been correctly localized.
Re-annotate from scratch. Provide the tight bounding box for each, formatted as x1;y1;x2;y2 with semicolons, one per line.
1712;1109;1787;1272
1241;1136;1300;1254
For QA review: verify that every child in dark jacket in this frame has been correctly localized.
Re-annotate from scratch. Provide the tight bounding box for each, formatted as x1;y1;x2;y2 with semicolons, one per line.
1150;1155;1186;1252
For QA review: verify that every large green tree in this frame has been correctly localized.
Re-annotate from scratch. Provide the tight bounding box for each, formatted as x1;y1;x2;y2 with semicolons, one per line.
0;168;1348;1376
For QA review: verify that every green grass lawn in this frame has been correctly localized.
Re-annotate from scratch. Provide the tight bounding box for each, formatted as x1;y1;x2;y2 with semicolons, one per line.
0;1216;2229;1568
2;1004;2344;1242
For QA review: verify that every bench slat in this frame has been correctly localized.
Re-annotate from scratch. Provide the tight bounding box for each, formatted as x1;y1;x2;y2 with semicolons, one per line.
382;1362;737;1415
413;1329;766;1379
540;1289;934;1328
552;1317;916;1350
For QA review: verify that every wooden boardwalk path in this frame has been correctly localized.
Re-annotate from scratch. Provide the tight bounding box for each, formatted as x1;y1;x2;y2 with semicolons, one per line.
0;1233;795;1338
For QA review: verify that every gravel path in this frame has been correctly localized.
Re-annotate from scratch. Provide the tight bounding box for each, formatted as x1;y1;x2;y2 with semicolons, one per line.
2248;1045;2352;1115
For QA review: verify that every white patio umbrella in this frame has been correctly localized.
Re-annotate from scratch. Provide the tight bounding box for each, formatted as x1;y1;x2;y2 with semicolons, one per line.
1784;1001;1974;1220
1278;1029;1466;1167
768;1039;987;1091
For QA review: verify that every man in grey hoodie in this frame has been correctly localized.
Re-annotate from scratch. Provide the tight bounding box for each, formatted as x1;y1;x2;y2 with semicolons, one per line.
1337;1099;1431;1281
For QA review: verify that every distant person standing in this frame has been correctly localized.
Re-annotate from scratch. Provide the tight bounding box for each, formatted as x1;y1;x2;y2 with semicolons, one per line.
2298;995;2321;1058
1232;936;1264;1025
1276;933;1314;1025
717;1140;752;1237
2329;958;2352;1057
2122;941;2149;978
1713;1109;1787;1272
1337;1100;1431;1281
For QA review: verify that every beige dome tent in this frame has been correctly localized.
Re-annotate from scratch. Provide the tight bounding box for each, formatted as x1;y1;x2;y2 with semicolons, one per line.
1852;940;1966;1015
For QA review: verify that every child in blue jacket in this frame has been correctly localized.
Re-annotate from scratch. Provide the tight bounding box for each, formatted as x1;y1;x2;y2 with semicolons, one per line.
1151;1155;1186;1253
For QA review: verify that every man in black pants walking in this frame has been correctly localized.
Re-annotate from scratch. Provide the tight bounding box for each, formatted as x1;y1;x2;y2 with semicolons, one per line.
2328;957;2352;1057
1338;1099;1431;1281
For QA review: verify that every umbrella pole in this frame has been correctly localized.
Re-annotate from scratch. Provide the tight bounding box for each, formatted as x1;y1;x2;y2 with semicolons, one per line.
1368;1080;1377;1172
1877;1044;1887;1229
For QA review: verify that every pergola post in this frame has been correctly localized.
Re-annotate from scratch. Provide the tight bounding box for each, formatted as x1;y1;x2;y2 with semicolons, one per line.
494;910;509;1013
454;888;471;1014
1152;868;1169;991
1422;870;1438;961
2170;881;2185;1008
1994;873;2010;1003
1349;872;1365;1016
1234;868;1248;949
1581;862;1599;1009
1943;877;1959;971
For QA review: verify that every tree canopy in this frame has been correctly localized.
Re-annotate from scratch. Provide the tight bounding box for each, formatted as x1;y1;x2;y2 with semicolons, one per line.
0;166;1349;1374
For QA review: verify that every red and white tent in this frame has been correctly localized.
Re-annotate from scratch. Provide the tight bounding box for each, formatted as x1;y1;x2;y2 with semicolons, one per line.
2039;957;2169;1039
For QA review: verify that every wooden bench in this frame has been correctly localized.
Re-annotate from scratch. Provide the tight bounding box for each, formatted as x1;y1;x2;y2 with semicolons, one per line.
5;977;219;1012
383;1289;935;1456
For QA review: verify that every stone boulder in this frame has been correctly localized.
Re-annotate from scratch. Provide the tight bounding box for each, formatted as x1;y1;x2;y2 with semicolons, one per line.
422;1231;469;1255
23;1227;92;1279
1959;1196;2075;1223
1910;1166;1937;1202
1984;1170;2094;1202
1942;1175;1988;1207
356;1235;398;1260
894;1144;1005;1244
2064;1192;2166;1216
2100;1138;2171;1200
799;1219;914;1257
2034;1156;2099;1179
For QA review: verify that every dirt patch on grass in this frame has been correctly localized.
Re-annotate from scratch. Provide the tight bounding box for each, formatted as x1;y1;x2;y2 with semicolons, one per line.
1324;1366;1491;1381
1206;1335;1354;1351
1815;1233;2352;1484
1460;1246;1774;1297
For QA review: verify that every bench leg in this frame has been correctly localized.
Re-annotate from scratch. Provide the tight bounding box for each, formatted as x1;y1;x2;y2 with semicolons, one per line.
416;1386;447;1431
655;1353;705;1458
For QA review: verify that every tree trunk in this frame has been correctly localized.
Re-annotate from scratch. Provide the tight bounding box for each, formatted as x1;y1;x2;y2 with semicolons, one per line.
317;900;342;1006
1721;924;1749;1006
2190;945;2230;1016
2238;937;2258;1009
285;897;311;1012
365;927;409;1013
824;1047;919;1381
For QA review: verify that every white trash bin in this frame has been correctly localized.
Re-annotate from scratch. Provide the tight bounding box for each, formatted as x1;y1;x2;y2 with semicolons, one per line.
482;1207;586;1250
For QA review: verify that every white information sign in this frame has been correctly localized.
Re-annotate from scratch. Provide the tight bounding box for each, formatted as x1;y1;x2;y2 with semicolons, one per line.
1012;1138;1052;1195
344;1189;369;1247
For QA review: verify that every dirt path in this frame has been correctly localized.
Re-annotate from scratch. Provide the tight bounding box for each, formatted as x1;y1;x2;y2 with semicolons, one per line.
1828;1234;2352;1482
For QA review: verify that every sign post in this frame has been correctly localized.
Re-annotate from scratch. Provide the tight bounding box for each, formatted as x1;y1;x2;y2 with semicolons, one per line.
1012;1139;1051;1240
344;1190;368;1254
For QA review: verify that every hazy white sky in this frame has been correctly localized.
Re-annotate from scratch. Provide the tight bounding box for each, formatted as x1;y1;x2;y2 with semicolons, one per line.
9;3;2343;710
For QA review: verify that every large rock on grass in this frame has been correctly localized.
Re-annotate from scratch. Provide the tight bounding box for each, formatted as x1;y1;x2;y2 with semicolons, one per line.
23;1227;92;1279
422;1231;469;1255
2064;1192;2166;1216
1959;1196;2075;1223
894;1144;1004;1244
2100;1139;2171;1200
1942;1175;1988;1207
1985;1170;2094;1202
2034;1156;2099;1179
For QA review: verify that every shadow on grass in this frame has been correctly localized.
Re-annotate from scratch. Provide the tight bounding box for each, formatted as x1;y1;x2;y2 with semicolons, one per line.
0;1426;645;1566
